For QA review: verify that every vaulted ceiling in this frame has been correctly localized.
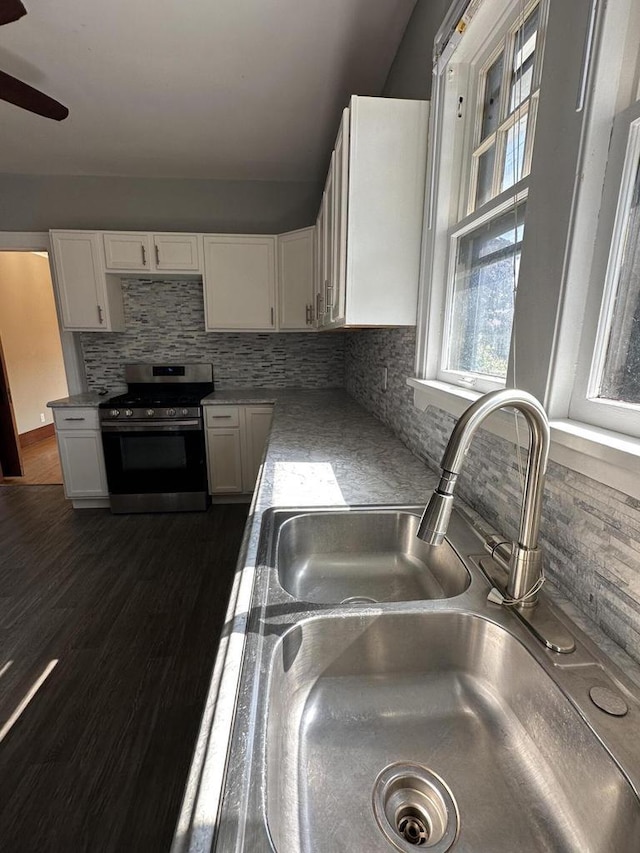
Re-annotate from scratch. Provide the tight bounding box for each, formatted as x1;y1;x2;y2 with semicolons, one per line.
0;0;417;181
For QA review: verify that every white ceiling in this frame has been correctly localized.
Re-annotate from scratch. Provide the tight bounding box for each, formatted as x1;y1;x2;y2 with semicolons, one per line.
0;0;416;182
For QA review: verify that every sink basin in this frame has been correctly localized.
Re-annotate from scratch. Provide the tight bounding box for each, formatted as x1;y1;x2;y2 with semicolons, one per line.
265;611;640;852
275;510;470;603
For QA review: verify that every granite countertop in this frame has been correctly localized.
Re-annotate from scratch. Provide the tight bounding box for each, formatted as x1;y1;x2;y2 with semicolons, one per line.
47;392;107;408
201;388;305;405
172;389;440;853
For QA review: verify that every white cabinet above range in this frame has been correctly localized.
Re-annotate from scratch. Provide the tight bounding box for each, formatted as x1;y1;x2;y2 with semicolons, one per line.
203;235;277;332
102;232;201;273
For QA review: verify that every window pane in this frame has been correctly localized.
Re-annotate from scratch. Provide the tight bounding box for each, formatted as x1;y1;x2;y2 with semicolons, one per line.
598;155;640;403
475;145;496;208
480;53;504;141
510;6;539;112
446;205;526;378
502;112;528;191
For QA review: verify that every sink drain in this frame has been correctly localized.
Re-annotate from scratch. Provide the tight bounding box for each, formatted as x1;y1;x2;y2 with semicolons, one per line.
373;763;459;852
397;807;430;845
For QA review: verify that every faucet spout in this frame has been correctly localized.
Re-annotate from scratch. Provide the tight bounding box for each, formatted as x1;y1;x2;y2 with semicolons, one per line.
418;389;551;606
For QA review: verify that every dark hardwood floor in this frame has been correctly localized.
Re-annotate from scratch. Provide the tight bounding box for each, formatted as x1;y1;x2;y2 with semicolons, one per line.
0;486;248;853
1;435;63;485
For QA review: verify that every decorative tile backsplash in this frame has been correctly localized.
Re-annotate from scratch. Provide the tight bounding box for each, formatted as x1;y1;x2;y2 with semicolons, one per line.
345;327;640;663
80;279;345;392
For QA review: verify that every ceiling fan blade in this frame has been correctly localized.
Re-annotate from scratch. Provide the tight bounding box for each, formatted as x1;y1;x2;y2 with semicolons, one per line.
0;0;27;26
0;69;68;120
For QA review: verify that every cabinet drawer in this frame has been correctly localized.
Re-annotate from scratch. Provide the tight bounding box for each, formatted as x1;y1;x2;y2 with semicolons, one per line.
205;405;240;428
53;407;100;431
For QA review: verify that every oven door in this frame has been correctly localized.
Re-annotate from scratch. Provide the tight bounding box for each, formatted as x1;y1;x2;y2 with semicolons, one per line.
101;420;207;496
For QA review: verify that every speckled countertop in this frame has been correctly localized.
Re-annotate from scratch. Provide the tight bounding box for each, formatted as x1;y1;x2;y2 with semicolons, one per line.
47;392;106;408
172;389;640;853
172;390;440;853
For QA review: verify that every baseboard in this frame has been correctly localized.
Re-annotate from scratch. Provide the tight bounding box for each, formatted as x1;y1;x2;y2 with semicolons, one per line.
19;423;55;448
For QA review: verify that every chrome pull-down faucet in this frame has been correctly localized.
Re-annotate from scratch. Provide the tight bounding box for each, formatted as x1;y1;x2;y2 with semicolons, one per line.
418;388;550;607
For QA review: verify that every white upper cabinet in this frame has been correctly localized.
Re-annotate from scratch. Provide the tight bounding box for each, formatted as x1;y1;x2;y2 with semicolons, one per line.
319;96;430;329
102;232;201;273
330;108;349;326
50;231;125;332
314;197;326;328
277;227;315;331
103;232;151;271
203;235;276;332
154;234;200;271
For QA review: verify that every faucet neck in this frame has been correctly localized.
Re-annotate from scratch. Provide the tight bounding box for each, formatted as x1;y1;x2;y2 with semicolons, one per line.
439;389;550;552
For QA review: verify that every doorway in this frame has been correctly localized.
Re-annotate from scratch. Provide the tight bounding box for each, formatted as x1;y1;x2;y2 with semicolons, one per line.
0;251;68;485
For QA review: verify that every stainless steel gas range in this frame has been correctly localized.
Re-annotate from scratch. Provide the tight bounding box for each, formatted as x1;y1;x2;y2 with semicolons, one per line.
99;363;214;513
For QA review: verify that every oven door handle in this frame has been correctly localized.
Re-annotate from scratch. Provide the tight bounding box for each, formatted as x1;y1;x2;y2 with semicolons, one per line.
101;419;202;432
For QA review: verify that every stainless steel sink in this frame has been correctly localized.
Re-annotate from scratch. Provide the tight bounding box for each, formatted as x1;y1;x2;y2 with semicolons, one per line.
266;611;640;852
275;510;470;603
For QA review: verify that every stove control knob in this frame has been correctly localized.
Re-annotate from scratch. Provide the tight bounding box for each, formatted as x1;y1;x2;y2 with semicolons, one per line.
124;409;133;417
109;409;120;418
146;409;155;417
167;408;176;417
181;408;189;416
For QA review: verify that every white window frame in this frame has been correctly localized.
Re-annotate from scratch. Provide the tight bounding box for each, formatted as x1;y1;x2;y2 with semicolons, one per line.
420;0;547;395
570;99;640;438
413;0;640;500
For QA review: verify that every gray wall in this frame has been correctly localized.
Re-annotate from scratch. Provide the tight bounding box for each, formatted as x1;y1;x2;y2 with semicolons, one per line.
0;173;322;233
383;0;449;99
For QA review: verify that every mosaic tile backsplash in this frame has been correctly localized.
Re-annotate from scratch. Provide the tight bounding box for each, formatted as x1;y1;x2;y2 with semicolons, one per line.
345;327;640;664
80;279;345;392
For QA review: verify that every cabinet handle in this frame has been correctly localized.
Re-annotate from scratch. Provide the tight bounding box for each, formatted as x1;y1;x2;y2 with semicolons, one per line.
155;243;160;265
271;307;275;326
305;304;310;325
326;282;334;310
97;304;104;325
64;417;86;421
210;414;232;419
316;292;324;319
141;244;147;266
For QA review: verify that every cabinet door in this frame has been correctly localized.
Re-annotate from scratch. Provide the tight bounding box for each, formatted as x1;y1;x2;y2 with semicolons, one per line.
321;154;335;328
50;231;105;330
203;236;276;331
331;108;349;325
153;234;201;271
103;232;151;271
207;428;244;493
314;201;326;328
242;406;273;492
56;430;108;498
278;227;315;331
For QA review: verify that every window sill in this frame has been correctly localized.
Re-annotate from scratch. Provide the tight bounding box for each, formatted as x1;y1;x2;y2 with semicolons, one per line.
408;378;640;500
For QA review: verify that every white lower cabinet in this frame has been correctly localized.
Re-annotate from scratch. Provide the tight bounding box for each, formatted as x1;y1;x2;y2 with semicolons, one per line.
207;429;244;494
205;404;273;495
53;408;108;505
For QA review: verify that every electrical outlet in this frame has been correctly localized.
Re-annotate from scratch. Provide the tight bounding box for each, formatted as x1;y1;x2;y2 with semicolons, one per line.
381;366;388;392
40;412;46;423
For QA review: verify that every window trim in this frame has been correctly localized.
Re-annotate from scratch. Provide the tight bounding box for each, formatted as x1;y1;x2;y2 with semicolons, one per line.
569;99;640;437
